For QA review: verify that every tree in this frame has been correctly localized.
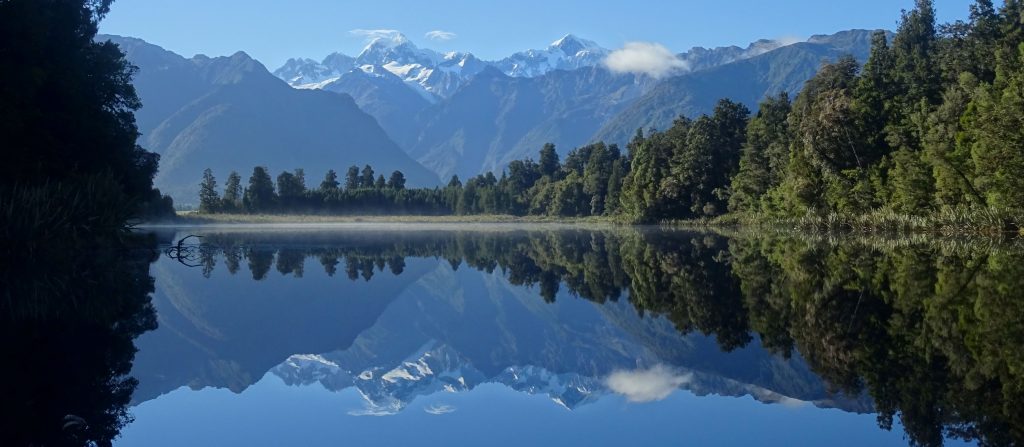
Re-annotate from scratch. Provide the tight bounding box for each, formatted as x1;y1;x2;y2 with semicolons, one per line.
0;0;171;218
969;44;1024;209
730;93;791;213
199;169;220;213
277;169;307;210
374;174;386;189
244;166;275;212
222;171;242;211
621;127;675;222
320;169;340;193
387;171;406;189
361;165;375;188
539;143;561;178
345;165;360;190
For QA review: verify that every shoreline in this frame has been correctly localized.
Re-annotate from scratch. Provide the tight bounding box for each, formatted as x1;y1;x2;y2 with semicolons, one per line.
143;210;1023;238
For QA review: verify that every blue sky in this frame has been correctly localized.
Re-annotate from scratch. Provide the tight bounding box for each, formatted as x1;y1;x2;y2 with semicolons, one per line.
100;0;978;69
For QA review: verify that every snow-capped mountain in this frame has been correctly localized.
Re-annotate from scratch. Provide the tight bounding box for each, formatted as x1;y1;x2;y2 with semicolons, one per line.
493;34;610;77
272;342;602;413
272;33;609;101
273;32;489;101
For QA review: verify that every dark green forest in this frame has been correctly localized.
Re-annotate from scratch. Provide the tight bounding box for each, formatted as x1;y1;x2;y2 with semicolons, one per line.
1;0;175;251
199;0;1024;229
189;229;1024;447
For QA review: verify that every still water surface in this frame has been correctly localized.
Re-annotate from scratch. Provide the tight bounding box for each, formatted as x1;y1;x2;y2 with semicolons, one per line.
11;224;1022;446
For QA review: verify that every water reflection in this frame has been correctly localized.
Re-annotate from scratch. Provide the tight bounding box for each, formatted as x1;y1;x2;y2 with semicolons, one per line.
1;234;160;447
129;227;1023;447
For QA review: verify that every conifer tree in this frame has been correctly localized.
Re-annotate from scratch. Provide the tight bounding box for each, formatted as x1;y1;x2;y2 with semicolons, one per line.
199;168;220;213
222;171;242;211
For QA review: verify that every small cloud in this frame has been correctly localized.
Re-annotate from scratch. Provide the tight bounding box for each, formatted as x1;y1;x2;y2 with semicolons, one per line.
604;42;689;79
424;404;456;415
606;365;692;403
349;29;404;42
425;30;457;41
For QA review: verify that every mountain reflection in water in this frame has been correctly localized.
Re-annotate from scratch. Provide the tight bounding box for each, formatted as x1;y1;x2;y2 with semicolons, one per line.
5;226;1022;446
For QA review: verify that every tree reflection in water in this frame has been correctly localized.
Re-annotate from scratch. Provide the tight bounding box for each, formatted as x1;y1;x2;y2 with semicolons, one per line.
1;234;160;447
185;229;1023;447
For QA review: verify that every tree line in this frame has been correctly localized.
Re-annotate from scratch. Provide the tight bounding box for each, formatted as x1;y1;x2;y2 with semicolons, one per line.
199;1;1023;223
190;228;1024;446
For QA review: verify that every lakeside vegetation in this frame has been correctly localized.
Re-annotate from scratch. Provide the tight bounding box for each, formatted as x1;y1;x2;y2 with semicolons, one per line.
195;0;1024;234
1;0;175;254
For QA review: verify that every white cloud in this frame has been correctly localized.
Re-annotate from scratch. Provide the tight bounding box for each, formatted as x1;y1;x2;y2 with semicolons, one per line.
424;404;456;415
605;365;692;403
603;42;689;78
425;30;457;41
349;29;404;42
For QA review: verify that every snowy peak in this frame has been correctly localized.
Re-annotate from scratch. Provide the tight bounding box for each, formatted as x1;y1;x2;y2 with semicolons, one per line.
273;33;610;98
495;34;609;78
356;32;434;66
550;34;602;57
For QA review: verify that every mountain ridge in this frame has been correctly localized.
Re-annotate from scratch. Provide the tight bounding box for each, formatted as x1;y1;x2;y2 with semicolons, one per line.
98;34;439;204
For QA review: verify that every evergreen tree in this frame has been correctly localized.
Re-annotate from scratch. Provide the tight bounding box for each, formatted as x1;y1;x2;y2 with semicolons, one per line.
198;168;220;213
375;174;386;190
730;93;791;213
320;169;340;193
345;165;360;190
0;0;173;218
222;171;243;212
361;165;375;188
387;171;406;190
244;166;275;212
277;169;306;210
539;143;561;178
969;44;1024;209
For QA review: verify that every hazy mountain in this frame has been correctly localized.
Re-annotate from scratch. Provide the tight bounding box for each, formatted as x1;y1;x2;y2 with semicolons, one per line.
100;35;438;203
409;66;655;180
594;29;882;145
319;66;433;150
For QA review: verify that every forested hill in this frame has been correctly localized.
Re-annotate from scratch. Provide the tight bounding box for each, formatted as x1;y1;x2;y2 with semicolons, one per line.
593;30;884;146
99;35;439;205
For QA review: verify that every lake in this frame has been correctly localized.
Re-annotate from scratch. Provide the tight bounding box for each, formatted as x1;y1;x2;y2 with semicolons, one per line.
6;224;1021;446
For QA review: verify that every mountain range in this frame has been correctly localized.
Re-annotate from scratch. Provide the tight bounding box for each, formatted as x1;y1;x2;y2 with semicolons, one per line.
272;30;882;180
102;29;883;202
99;35;438;203
130;230;870;414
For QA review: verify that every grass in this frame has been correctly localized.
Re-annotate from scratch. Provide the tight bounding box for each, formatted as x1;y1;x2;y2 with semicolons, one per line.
667;208;1024;237
164;211;627;226
155;207;1024;239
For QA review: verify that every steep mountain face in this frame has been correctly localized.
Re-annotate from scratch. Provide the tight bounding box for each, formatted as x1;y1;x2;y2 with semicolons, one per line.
594;29;881;146
409;66;655;179
100;35;438;203
319;66;432;150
